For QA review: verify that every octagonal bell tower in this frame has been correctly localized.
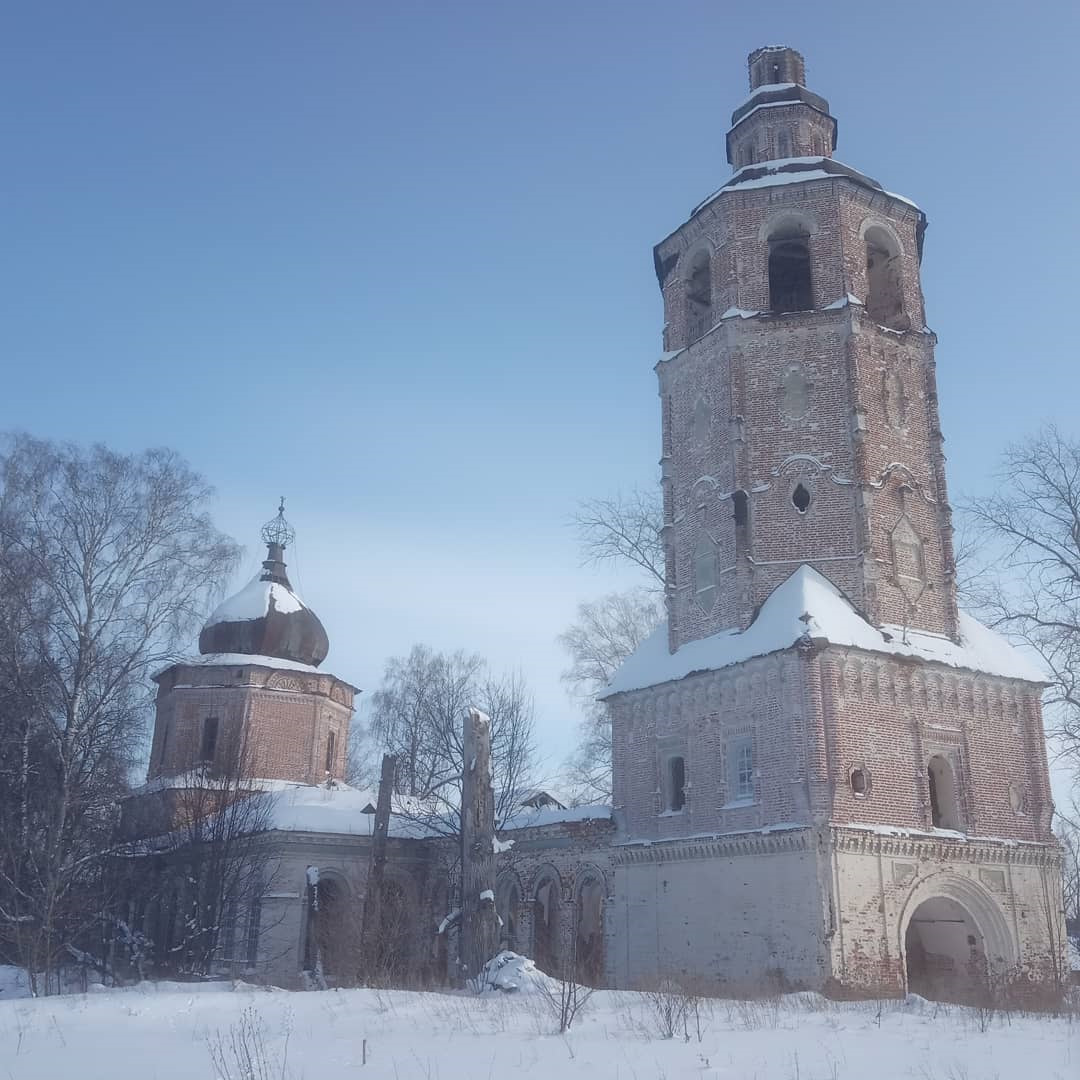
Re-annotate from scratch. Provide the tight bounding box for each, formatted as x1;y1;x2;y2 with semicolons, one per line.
655;47;957;651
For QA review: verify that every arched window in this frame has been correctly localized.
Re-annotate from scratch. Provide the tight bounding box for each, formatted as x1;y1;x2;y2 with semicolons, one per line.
864;225;906;328
325;730;336;775
777;128;792;159
200;716;219;763
665;755;686;812
768;225;813;312
927;755;962;830
495;875;521;953
533;877;560;976
685;249;712;342
733;490;750;567
693;532;718;612
576;877;605;986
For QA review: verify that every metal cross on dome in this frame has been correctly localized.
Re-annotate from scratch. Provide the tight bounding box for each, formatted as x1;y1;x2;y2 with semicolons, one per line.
261;497;296;549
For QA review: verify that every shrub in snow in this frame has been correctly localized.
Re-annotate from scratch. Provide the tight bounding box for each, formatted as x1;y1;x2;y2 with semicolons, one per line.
479;951;545;994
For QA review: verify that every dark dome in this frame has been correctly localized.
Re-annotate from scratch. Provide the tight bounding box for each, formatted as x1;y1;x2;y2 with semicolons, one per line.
198;541;329;667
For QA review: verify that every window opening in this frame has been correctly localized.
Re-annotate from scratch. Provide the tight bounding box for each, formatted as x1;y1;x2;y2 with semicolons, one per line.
200;716;219;763
576;878;605;986
159;719;170;768
693;532;718;612
325;730;336;774
533;878;558;976
732;490;748;527
768;228;813;312
667;756;686;812
731;739;754;801
927;755;961;830
792;483;811;513
850;768;869;796
865;227;906;329
777;129;792;158
686;250;712;341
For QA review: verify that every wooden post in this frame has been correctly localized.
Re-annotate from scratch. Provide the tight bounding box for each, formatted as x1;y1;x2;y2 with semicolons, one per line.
362;753;397;969
459;707;498;985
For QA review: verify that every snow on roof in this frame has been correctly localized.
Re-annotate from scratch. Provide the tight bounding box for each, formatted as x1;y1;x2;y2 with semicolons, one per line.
501;804;612;831
733;82;799;110
267;783;433;838
600;565;1047;699
158;652;322;676
692;157;921;217
204;573;304;627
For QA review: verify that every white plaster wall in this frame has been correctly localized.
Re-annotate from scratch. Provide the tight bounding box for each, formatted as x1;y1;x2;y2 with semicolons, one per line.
828;832;1067;992
610;840;827;991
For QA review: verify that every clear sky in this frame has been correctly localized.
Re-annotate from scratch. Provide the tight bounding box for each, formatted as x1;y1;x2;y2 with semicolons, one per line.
3;1;1077;779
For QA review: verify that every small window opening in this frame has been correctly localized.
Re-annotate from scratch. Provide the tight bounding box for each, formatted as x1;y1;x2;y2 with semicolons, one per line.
732;490;748;527
200;716;219;763
731;739;754;801
686;250;712;342
927;755;961;830
792;483;811;513
693;532;718;612
325;730;336;774
768;227;813;313
667;756;686;812
850;768;869;796
777;129;792;159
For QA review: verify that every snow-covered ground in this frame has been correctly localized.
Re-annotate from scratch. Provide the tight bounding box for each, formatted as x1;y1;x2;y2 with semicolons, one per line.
0;974;1075;1079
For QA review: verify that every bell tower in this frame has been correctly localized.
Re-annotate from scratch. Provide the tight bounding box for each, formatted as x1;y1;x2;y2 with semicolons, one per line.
655;47;957;652
604;45;1062;1000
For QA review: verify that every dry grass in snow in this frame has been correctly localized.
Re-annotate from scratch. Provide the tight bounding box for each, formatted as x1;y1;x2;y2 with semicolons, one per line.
0;977;1076;1079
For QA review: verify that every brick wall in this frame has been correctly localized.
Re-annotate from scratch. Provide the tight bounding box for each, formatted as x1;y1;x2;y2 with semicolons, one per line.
148;661;354;785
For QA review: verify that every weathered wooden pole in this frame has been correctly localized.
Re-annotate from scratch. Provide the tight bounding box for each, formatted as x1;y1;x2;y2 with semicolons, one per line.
459;707;498;985
362;753;397;970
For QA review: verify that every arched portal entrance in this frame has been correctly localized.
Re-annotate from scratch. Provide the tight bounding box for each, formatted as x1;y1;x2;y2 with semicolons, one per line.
904;896;986;1001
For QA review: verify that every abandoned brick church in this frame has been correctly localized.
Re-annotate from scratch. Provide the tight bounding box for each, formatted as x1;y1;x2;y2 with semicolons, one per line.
126;47;1066;999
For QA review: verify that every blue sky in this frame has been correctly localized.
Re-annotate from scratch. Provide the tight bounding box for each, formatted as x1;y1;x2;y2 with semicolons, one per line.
3;1;1077;778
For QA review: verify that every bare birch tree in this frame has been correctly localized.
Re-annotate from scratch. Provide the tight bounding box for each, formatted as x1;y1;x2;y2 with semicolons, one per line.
116;732;281;981
559;589;663;803
573;489;665;588
964;427;1080;779
559;488;665;803
0;434;238;991
366;646;537;835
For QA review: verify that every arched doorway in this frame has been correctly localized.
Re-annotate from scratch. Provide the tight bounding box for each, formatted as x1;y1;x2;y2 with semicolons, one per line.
495;874;521;954
533;876;560;977
904;896;986;1001
575;877;605;986
304;874;352;982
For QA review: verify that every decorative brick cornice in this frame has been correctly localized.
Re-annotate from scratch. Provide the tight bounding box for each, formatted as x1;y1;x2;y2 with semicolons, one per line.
612;826;811;865
830;826;1062;869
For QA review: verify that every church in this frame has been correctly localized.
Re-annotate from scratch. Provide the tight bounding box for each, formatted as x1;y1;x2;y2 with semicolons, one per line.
123;47;1066;1000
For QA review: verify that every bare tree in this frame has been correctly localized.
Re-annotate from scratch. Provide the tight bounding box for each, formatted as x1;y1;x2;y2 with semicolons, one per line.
964;427;1080;778
1056;803;1080;941
366;645;538;835
573;489;665;589
110;718;293;984
559;590;662;803
0;434;239;992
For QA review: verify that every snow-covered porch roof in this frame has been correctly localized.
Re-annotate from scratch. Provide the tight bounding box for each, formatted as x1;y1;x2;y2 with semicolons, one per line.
600;565;1047;699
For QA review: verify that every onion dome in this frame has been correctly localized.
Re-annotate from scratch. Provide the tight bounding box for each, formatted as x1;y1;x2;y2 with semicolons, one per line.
198;500;329;667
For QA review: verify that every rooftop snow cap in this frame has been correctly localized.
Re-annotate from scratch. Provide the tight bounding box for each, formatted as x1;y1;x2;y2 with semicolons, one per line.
198;500;330;667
